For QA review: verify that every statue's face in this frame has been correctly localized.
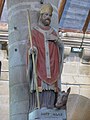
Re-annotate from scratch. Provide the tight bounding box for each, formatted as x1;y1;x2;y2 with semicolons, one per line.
40;12;52;26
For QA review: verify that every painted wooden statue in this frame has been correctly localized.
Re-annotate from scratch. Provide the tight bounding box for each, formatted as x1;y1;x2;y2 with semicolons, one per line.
28;3;66;113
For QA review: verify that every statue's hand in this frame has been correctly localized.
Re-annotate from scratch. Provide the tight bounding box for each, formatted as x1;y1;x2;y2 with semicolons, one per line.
46;34;58;42
47;38;60;43
47;39;57;42
29;46;37;55
46;34;60;43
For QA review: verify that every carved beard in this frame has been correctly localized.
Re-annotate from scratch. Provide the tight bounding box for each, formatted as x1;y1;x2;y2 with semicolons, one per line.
40;15;51;26
43;19;51;26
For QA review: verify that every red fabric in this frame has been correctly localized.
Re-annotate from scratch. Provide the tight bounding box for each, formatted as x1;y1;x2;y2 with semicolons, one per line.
31;28;60;86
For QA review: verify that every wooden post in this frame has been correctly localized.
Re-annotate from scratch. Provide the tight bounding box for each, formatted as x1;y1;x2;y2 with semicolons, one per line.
58;0;67;23
0;0;5;19
82;10;90;34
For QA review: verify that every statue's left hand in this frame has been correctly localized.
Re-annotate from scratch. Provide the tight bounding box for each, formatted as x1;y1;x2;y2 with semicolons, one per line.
46;34;60;42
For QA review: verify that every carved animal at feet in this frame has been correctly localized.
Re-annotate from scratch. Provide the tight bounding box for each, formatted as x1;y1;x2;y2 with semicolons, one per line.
55;87;71;109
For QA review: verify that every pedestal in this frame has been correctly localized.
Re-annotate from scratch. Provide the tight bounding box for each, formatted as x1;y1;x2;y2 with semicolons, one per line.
29;108;66;120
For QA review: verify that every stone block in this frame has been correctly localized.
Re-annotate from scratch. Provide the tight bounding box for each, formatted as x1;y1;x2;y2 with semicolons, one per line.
67;85;80;94
0;59;9;80
0;104;9;115
9;43;27;67
0;81;9;95
63;63;78;75
0;71;9;80
61;84;80;94
10;100;29;115
73;76;90;85
10;114;27;120
62;75;90;85
0;95;9;104
80;85;90;98
1;60;8;70
0;114;9;120
62;62;90;76
9;65;27;86
61;84;67;91
0;50;7;60
62;75;76;84
10;83;29;103
79;64;90;76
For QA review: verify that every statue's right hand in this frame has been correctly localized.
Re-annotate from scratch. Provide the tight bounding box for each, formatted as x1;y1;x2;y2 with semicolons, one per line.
29;46;37;55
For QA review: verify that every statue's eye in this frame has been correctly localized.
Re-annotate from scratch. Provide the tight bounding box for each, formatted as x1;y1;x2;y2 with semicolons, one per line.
44;13;52;17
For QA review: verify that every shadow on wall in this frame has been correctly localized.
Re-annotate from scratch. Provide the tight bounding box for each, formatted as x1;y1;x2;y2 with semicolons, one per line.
67;94;90;120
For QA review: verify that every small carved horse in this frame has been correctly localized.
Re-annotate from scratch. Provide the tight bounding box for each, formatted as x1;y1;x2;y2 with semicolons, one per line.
55;87;71;109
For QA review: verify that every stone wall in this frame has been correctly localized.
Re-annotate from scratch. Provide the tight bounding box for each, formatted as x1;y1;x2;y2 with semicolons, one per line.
0;50;9;120
0;50;90;120
61;61;90;120
62;62;90;98
0;47;90;120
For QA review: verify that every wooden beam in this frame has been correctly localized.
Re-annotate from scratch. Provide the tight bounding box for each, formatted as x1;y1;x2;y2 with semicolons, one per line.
0;0;5;19
82;10;90;34
58;0;67;23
